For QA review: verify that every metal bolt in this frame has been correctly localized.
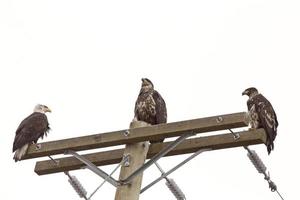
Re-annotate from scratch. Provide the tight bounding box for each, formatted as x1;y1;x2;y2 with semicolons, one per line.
233;134;240;140
35;144;42;150
216;116;223;123
229;129;240;140
124;130;130;136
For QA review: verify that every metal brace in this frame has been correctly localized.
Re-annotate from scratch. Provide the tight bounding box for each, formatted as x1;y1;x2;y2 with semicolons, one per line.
141;148;211;194
48;155;60;165
123;154;131;167
216;117;240;140
65;132;193;187
155;162;186;200
65;150;121;187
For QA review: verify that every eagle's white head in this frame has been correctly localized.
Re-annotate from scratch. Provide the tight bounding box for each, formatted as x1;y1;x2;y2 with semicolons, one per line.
141;78;154;92
34;104;52;114
242;87;259;98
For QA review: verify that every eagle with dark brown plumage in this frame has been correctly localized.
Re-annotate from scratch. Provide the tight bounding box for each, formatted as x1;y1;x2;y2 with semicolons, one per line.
134;78;167;143
242;87;278;154
13;104;51;161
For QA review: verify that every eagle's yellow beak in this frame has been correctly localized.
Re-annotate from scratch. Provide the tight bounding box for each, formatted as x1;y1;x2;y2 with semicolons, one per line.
46;107;52;113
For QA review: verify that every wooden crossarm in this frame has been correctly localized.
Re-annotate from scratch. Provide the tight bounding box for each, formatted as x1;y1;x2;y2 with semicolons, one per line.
34;128;266;175
23;112;248;160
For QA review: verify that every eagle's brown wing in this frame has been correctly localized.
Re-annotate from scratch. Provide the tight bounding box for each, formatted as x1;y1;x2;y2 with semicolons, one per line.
150;90;167;143
251;94;278;154
13;112;49;152
153;90;167;124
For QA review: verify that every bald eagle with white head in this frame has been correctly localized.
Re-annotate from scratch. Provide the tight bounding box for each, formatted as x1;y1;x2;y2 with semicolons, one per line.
13;104;51;161
134;78;167;143
242;87;278;154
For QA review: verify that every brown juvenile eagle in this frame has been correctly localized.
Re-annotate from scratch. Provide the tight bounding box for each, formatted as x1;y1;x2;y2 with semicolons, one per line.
134;78;167;143
242;87;278;154
13;104;51;161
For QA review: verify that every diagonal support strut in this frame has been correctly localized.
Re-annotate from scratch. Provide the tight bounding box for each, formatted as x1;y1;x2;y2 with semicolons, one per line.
65;132;193;187
141;148;211;194
65;150;121;187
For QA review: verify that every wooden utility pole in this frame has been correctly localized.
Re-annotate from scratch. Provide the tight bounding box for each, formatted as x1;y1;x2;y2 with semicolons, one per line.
114;121;150;200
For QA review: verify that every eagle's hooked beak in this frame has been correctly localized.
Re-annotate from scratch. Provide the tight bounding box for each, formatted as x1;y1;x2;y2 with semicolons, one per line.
242;90;247;96
46;107;52;113
141;78;146;82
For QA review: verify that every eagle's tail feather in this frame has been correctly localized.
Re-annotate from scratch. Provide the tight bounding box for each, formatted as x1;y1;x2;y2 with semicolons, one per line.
13;144;29;162
267;141;274;155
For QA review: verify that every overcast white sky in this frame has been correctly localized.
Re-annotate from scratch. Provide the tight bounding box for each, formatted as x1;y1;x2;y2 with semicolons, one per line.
1;0;299;199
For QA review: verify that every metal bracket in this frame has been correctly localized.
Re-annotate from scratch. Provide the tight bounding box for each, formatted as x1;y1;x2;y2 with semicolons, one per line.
123;154;131;167
120;132;194;185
